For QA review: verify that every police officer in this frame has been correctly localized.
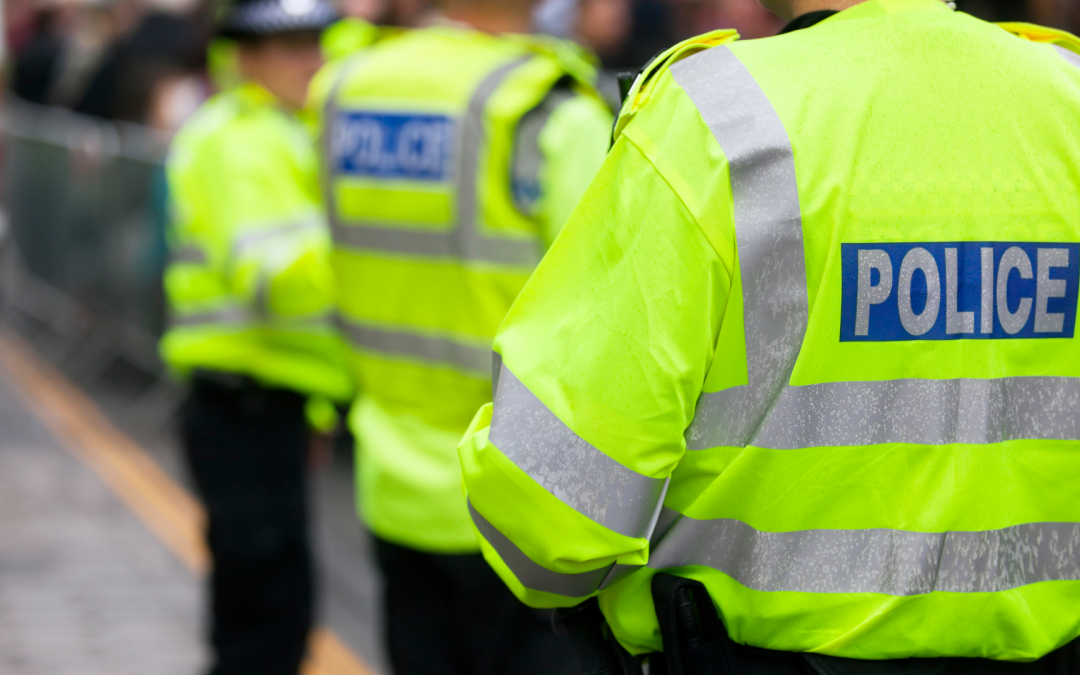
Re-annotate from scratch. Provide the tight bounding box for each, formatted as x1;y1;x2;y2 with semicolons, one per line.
310;0;614;672
459;0;1080;673
160;0;351;672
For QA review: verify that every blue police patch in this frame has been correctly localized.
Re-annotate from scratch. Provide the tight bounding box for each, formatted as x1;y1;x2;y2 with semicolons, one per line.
333;111;455;182
840;242;1080;341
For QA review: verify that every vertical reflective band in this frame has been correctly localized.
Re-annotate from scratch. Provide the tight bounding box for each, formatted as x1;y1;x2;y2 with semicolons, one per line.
1055;45;1080;70
322;52;369;247
492;350;503;399
646;512;1080;595
671;47;808;449
511;88;575;214
329;58;543;268
335;314;492;377
489;364;669;539
469;501;612;597
254;273;271;318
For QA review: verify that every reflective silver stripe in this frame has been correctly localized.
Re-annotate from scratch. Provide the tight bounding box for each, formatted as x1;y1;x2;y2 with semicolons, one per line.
336;314;491;376
646;509;1080;595
688;375;1080;450
492;350;503;398
254;274;271;318
1055;45;1080;69
321;52;368;239
271;313;335;330
233;218;323;257
489;364;669;539
671;47;809;449
469;500;612;597
170;246;206;265
169;305;253;328
510;87;576;215
330;58;544;268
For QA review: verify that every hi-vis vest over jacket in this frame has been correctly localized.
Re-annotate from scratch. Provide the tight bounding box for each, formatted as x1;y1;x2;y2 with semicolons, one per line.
312;25;613;552
459;0;1080;661
162;83;352;406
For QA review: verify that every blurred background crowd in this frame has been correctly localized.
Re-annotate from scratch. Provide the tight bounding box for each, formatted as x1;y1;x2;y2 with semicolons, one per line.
7;0;1078;135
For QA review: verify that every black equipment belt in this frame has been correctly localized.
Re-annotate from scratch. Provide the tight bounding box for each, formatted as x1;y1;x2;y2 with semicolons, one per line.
555;573;1079;675
189;369;305;419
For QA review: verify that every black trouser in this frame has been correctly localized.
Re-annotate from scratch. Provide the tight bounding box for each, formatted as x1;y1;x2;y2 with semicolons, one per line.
374;536;579;675
181;375;313;675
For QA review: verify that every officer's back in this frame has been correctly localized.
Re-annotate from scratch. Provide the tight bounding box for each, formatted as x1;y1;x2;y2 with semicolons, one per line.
458;0;1080;670
313;3;613;672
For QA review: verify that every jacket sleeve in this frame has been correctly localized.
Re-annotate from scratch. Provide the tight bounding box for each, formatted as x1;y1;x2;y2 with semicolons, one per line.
458;125;735;607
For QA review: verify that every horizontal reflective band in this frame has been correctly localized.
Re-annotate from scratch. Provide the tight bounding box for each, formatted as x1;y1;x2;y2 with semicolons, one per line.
1055;45;1080;69
271;315;335;330
489;364;669;539
330;221;541;267
335;315;491;376
233;218;323;257
687;375;1080;450
170;246;206;265
671;47;809;446
169;305;252;328
648;511;1080;595
469;500;612;597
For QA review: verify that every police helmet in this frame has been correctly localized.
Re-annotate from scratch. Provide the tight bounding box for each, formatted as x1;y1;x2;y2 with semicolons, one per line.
217;0;339;39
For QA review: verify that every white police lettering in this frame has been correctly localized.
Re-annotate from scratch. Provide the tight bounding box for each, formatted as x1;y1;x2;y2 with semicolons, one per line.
842;242;1079;341
396;120;447;175
898;248;940;336
334;111;454;182
981;247;994;334
1036;248;1069;333
855;249;892;337
334;117;384;170
946;248;976;334
997;247;1033;335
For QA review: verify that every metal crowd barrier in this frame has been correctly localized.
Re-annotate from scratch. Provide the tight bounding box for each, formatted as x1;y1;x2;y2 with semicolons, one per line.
0;96;180;424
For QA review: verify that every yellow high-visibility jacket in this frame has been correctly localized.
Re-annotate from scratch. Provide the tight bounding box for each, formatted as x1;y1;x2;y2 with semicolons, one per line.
162;82;353;413
312;25;614;552
461;0;1080;661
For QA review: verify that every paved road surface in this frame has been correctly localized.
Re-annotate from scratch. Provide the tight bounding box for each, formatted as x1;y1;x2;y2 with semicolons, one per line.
0;333;386;674
0;365;206;675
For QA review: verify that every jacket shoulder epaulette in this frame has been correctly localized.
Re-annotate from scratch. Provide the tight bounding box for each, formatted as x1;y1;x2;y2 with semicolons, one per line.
998;22;1080;55
613;29;739;142
510;33;605;99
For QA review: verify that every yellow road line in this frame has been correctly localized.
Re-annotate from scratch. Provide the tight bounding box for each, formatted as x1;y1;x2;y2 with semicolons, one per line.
0;330;375;675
